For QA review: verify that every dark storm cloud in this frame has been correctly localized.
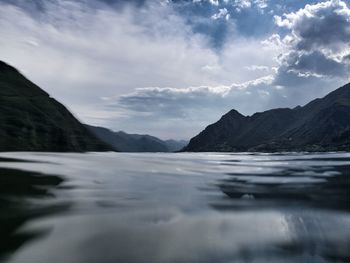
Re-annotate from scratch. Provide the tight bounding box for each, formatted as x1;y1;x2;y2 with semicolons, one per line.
280;51;347;78
275;0;350;52
273;0;350;86
295;13;350;52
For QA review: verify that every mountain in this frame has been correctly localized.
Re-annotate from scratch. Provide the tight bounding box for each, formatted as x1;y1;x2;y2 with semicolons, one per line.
86;125;187;152
163;139;188;152
183;83;350;152
0;61;112;152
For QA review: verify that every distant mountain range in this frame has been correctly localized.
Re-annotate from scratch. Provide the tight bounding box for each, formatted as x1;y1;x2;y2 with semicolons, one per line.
86;125;187;152
0;61;111;152
184;83;350;152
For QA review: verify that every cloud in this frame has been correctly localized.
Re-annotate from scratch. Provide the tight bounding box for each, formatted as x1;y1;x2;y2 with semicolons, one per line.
279;51;347;78
209;0;219;6
274;0;350;53
113;75;289;120
234;0;252;9
254;0;268;9
233;0;268;11
211;8;230;20
0;2;223;102
106;76;285;138
271;0;350;88
245;65;271;72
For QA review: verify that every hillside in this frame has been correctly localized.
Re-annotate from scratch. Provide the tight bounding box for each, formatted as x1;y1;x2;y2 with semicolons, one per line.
0;61;112;152
86;125;187;152
183;83;350;152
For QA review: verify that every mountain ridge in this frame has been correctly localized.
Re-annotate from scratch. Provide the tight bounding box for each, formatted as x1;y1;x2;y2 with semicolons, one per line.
85;125;187;152
0;60;112;152
183;83;350;152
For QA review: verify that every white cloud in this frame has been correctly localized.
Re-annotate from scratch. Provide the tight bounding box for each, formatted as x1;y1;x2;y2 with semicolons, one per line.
245;65;271;72
233;0;268;11
209;0;219;6
234;0;252;10
211;8;230;20
107;76;281;138
254;0;268;9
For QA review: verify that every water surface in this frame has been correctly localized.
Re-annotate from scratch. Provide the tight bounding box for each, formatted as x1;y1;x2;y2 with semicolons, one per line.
1;152;350;262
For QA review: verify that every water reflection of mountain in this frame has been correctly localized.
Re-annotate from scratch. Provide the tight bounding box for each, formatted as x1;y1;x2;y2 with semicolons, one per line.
210;158;350;261
214;158;350;212
0;166;69;261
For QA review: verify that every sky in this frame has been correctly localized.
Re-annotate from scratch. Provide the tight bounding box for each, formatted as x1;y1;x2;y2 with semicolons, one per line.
0;0;350;139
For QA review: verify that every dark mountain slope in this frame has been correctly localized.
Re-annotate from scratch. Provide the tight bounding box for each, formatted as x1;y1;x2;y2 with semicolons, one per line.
86;125;187;152
184;83;350;152
0;61;112;152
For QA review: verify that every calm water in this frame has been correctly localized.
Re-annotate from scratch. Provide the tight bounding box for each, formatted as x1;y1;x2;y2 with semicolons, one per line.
1;152;350;263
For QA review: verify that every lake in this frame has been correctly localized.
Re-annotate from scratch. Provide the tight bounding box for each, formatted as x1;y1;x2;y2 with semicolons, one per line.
1;152;350;263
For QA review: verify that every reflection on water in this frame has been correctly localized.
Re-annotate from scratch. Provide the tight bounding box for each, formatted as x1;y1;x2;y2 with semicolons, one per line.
0;152;350;262
217;162;350;212
0;167;68;261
